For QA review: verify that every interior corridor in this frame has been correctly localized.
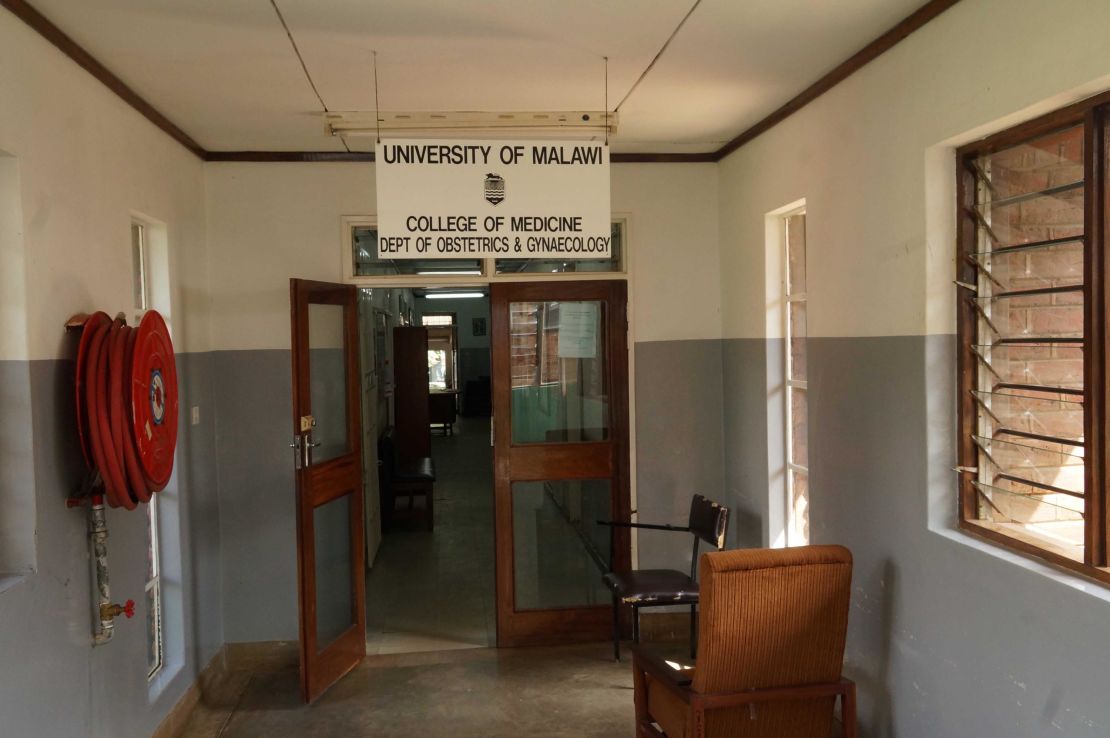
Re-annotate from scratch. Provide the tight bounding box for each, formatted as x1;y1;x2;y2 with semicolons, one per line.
366;416;496;654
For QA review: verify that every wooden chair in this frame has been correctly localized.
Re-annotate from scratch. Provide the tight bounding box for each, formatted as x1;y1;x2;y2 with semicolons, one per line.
377;430;435;531
600;495;729;661
631;545;856;738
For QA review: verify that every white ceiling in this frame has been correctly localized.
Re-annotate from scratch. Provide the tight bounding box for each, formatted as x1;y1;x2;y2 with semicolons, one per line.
28;0;927;154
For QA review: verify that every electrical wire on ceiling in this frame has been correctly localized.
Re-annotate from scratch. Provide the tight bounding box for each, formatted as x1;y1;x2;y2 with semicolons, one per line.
614;0;703;113
269;0;351;152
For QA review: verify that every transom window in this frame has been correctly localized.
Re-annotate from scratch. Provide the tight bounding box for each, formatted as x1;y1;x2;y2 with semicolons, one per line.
956;93;1110;582
346;220;626;280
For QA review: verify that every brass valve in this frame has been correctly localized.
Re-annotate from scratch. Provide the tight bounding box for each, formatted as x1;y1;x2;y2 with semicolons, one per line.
100;599;135;621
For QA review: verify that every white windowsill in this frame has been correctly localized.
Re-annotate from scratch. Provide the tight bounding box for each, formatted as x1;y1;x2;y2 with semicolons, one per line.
930;526;1110;604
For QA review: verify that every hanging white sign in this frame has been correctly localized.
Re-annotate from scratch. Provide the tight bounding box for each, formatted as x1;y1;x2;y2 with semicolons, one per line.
375;139;611;259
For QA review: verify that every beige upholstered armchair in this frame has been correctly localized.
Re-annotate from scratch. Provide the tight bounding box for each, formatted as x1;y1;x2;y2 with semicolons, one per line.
631;545;856;738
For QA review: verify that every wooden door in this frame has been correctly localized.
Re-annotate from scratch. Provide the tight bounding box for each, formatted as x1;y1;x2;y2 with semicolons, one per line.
491;280;631;646
290;278;365;702
357;295;382;565
392;326;430;460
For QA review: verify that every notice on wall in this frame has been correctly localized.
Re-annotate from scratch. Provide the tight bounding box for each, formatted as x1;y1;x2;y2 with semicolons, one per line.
557;303;600;359
375;139;611;259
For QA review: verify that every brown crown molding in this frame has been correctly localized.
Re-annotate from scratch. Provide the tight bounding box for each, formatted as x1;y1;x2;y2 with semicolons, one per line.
1;0;206;159
4;0;960;165
715;0;962;160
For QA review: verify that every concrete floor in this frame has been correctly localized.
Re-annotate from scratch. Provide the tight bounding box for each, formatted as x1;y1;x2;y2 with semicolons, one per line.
182;418;643;736
366;415;497;654
181;643;637;737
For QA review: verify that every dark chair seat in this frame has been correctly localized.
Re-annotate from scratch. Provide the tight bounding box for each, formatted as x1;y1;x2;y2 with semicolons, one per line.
394;457;435;483
598;494;730;661
603;569;698;605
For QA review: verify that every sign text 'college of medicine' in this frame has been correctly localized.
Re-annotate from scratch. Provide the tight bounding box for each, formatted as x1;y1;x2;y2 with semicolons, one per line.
375;139;611;259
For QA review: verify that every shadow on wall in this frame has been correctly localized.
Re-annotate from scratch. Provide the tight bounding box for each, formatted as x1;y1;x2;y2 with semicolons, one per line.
845;557;897;738
729;508;763;549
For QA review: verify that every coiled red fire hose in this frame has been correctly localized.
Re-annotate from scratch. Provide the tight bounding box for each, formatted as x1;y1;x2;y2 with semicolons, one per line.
74;310;178;508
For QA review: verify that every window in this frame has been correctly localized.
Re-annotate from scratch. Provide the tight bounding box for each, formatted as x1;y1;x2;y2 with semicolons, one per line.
784;212;809;546
344;219;627;280
421;313;455;327
133;218;164;678
352;226;484;277
131;222;150;314
495;221;625;274
145;497;163;679
957;94;1110;581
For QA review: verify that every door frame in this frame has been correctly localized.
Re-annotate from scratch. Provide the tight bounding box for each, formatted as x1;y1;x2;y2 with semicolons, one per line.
490;279;632;647
290;278;366;703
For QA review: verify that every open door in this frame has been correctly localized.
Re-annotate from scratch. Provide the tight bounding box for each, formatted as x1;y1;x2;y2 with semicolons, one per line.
491;280;631;646
290;278;365;702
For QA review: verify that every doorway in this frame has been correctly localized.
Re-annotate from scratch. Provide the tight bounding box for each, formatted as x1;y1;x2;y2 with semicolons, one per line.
350;279;631;654
359;287;497;654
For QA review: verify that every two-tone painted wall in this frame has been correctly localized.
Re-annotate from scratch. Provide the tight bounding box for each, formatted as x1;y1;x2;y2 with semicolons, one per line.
204;161;725;640
0;10;220;738
718;0;1110;735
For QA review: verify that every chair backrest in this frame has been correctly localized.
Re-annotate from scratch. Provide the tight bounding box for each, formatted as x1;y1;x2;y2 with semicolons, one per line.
688;494;729;549
692;545;853;738
685;495;729;580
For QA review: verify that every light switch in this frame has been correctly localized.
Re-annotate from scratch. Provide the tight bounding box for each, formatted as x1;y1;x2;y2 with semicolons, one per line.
191;406;200;425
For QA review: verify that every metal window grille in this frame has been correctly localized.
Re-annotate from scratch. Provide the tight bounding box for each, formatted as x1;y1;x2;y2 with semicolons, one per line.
962;123;1087;562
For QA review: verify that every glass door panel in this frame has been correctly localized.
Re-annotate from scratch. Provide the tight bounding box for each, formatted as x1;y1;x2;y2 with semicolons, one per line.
512;479;612;610
313;494;355;648
509;300;610;444
308;303;350;463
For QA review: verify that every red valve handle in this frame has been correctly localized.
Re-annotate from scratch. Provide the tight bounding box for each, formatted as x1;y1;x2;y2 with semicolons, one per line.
123;599;135;619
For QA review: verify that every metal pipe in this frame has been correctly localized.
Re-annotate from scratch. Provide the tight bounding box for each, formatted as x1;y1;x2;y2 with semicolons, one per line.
89;496;113;646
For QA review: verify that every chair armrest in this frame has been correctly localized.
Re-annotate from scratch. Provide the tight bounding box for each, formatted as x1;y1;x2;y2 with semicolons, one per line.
631;645;695;696
596;521;692;533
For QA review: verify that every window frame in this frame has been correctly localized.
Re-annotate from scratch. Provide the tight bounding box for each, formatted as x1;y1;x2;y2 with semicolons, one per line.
782;211;809;547
132;217;166;679
955;92;1110;583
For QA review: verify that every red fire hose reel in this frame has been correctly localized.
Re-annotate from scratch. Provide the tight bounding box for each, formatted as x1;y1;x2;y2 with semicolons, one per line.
71;310;179;509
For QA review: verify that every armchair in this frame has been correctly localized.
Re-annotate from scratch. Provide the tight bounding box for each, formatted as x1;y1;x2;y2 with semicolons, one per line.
631;545;856;738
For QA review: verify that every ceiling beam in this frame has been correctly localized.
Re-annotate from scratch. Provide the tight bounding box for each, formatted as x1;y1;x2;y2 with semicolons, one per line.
0;0;207;159
2;0;961;165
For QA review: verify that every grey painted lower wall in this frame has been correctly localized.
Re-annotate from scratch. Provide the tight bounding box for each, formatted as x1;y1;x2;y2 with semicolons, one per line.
0;360;36;576
212;340;730;641
634;340;726;571
721;338;775;549
723;334;1110;738
0;353;221;738
213;349;299;641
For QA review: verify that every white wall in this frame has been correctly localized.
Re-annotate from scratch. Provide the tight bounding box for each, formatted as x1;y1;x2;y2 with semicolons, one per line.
0;10;215;738
204;162;720;349
718;0;1110;735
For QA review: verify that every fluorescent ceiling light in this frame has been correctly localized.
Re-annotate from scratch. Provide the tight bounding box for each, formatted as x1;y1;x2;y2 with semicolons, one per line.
425;292;485;299
326;111;617;139
416;270;483;276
